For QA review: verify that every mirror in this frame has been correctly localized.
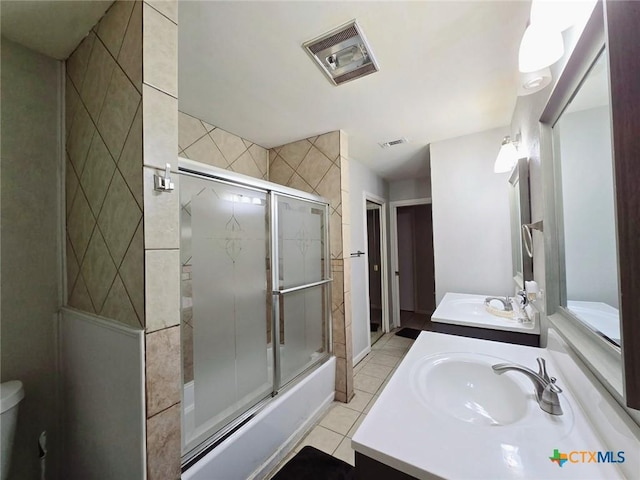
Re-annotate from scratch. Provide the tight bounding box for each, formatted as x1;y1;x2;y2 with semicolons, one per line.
552;48;620;347
508;158;532;288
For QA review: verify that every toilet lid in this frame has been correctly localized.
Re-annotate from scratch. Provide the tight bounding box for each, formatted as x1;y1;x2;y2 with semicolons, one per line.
0;381;24;413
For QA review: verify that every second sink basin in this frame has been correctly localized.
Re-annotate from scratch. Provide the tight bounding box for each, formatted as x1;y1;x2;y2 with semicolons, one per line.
411;353;529;426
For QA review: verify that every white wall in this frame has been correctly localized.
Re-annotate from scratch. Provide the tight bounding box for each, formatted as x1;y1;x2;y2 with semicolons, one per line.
389;177;431;202
1;38;62;480
560;106;618;307
349;159;389;363
430;126;513;304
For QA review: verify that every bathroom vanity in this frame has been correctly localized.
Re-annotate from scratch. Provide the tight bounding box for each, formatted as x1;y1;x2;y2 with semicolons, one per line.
431;292;540;347
351;331;638;479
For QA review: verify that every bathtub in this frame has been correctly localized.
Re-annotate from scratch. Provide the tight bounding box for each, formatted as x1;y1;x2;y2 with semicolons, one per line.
182;356;335;480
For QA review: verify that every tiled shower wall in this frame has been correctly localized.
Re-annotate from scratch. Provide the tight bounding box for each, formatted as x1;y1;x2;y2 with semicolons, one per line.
178;111;269;179
269;132;354;403
66;0;144;328
65;0;182;478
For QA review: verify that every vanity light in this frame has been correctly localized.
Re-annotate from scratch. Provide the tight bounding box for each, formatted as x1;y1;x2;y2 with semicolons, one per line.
494;136;519;173
518;24;564;73
518;68;552;96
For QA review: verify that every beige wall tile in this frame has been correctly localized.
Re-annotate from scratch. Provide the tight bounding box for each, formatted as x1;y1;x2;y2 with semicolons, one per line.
315;164;341;206
118;1;142;92
230;150;262;178
97;0;135;58
80;134;116;217
341;221;351;260
183;133;228;169
81;229;118;311
340;156;350;191
65;75;80;137
142;85;178;170
296;147;332;189
120;222;145;322
329;212;343;258
143;167;179;249
145;249;180;332
145;0;178;23
146;403;181;480
248;144;268;177
334;342;346;359
146;326;181;416
331;271;344;311
98;170;143;266
335;357;347;394
143;3;177;97
269;157;294;186
66;235;80;298
178;111;207;151
67;189;96;262
278;139;312;170
67;31;96;92
118;105;143;209
65;155;79;218
99;66;141;161
81;38;117;123
287;172;313;194
101;274;142;327
67;102;96;177
69;273;95;313
314;131;340;162
210;128;247;164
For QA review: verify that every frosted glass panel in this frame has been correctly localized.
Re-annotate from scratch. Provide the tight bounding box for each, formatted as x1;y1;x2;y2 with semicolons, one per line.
181;174;271;452
277;196;327;288
280;285;329;386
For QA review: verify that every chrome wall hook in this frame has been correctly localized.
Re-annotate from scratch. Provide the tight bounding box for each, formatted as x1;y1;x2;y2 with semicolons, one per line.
154;163;175;192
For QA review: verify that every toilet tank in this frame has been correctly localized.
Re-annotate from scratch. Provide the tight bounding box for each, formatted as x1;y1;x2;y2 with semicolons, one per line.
1;380;24;480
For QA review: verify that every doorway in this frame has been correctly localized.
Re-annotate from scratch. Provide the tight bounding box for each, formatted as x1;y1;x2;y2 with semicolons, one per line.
391;200;436;331
366;201;384;345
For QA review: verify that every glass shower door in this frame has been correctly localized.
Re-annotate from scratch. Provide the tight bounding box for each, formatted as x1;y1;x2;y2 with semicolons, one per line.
273;194;331;387
181;174;272;453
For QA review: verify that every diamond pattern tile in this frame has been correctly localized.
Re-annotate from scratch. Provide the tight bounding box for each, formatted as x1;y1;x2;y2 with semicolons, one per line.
67;188;96;263
67;31;96;92
66;234;80;297
69;273;95;313
65;155;79;218
67;101;96;177
80;133;116;217
81;38;117;123
81;229;117;311
118;105;143;209
178;111;207;151
184;134;228;168
210;127;247;164
98;170;142;266
279;139;312;170
97;0;134;59
120;221;144;322
117;0;142;92
101;274;141;328
314;131;340;162
98;66;141;161
297;146;332;189
65;75;80;138
230;150;262;178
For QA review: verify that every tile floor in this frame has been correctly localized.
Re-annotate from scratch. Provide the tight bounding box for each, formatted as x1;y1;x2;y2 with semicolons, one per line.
267;330;415;478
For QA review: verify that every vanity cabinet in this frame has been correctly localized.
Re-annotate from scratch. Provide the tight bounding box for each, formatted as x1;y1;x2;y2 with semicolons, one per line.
431;321;539;347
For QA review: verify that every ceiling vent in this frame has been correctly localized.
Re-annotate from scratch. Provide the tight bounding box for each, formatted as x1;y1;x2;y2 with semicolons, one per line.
303;20;380;86
379;138;408;148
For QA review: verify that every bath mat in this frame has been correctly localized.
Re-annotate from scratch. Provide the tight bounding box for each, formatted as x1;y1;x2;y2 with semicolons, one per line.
395;327;421;340
271;446;354;480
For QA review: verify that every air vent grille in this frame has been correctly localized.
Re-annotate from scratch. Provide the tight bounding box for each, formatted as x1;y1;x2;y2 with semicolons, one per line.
379;138;408;148
308;25;359;54
303;20;379;86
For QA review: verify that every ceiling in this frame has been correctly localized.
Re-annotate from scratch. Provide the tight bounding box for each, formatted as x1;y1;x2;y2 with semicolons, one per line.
1;1;113;60
178;1;531;181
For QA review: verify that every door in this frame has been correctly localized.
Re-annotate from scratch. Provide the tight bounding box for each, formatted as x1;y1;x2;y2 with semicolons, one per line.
366;202;383;344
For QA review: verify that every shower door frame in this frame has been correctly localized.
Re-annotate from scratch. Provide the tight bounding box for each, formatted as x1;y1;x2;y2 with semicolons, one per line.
178;158;333;466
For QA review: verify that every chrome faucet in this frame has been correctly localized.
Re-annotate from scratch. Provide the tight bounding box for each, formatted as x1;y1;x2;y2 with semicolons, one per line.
484;296;513;311
492;357;563;415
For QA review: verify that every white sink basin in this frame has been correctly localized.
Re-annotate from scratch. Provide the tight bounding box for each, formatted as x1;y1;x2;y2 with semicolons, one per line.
411;353;529;426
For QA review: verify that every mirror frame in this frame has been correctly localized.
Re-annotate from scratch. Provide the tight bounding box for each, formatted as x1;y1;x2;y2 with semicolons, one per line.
508;158;532;288
540;0;640;410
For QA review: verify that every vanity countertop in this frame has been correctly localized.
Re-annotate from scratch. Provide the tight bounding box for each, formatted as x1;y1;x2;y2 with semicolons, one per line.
431;292;540;335
351;331;630;479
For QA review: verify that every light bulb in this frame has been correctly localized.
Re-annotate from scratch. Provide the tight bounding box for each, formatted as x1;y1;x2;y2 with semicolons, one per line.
518;24;564;73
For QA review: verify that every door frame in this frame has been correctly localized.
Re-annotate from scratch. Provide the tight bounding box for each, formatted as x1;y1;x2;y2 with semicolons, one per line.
390;198;432;328
363;192;390;350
